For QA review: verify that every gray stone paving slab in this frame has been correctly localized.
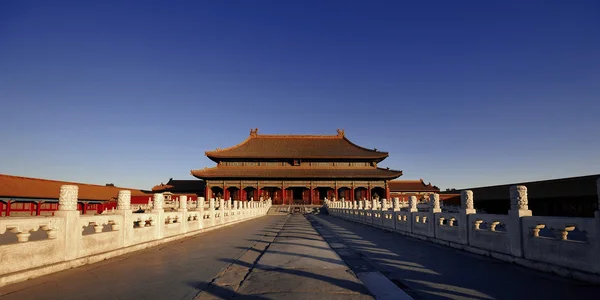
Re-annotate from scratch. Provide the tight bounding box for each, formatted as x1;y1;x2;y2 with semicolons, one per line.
0;216;288;300
197;214;374;299
313;214;600;300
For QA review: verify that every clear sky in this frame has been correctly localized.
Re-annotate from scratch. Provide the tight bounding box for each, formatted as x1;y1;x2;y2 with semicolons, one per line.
1;1;598;190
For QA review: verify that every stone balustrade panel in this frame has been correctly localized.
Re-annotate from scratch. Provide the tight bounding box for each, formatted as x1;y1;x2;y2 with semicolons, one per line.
522;216;599;274
365;210;374;225
131;212;159;245
0;216;65;275
434;212;461;243
412;212;433;237
382;211;395;229
394;211;411;233
163;212;184;237
78;215;124;257
467;213;511;254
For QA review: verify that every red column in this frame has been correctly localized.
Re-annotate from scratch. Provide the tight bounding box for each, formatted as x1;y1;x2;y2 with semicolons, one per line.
386;186;391;200
205;185;210;200
36;201;42;216
282;183;285;205
82;202;88;215
29;202;34;216
6;200;11;217
350;188;354;201
254;188;259;200
0;201;3;216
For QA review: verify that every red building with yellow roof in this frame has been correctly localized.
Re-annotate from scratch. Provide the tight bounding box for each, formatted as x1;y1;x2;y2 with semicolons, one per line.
191;129;403;205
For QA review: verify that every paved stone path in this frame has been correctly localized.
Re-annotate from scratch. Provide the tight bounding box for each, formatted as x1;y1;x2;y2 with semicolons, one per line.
311;214;600;300
196;213;373;299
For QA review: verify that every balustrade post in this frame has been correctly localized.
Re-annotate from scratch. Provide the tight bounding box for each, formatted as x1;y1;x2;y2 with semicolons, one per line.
179;195;188;234
152;193;165;239
219;199;225;224
197;197;205;230
209;198;216;227
507;185;532;257
54;185;81;260
595;179;600;273
392;197;400;211
459;190;477;245
116;190;132;247
429;193;441;238
408;195;418;234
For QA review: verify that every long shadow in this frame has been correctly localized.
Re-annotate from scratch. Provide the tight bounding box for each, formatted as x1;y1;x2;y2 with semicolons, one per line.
234;246;346;266
313;214;600;300
269;234;324;242
244;239;332;251
218;258;370;296
187;280;270;300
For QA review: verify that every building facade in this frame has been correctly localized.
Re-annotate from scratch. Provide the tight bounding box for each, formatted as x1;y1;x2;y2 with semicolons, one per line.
191;129;403;205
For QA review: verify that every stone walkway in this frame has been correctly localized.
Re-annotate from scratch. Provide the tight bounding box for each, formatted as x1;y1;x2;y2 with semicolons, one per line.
311;214;600;300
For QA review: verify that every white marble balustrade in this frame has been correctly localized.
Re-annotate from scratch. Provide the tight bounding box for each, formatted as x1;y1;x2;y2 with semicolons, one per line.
327;179;600;283
0;186;272;288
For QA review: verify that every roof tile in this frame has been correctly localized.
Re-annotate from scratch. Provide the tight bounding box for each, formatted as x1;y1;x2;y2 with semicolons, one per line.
0;174;150;201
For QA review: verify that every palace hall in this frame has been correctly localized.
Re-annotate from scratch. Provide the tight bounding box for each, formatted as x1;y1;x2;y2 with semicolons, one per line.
191;129;403;205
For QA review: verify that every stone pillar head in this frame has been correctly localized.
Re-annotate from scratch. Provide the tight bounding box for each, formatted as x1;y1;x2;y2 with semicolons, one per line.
209;198;216;210
597;178;600;209
358;200;364;210
59;185;79;211
461;190;474;210
382;199;388;210
219;198;225;210
430;193;441;213
409;196;418;212
353;200;358;209
117;190;131;210
509;185;528;211
180;195;188;209
152;193;164;210
393;198;400;211
371;199;377;210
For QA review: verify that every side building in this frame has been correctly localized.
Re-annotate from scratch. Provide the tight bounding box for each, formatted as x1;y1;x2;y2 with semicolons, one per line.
151;178;206;202
440;174;600;217
191;129;403;205
0;174;152;217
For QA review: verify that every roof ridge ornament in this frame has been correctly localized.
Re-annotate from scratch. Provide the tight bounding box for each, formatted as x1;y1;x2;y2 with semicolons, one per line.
250;128;259;137
336;128;344;137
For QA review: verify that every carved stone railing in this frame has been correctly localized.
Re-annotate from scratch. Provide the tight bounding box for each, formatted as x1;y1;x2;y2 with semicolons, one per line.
327;180;600;284
0;187;271;287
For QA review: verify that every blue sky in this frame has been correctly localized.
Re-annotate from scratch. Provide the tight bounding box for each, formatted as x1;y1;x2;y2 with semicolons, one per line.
1;1;598;190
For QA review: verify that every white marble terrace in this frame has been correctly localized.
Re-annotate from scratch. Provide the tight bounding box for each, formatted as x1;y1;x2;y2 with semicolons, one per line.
327;179;600;283
0;186;271;287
